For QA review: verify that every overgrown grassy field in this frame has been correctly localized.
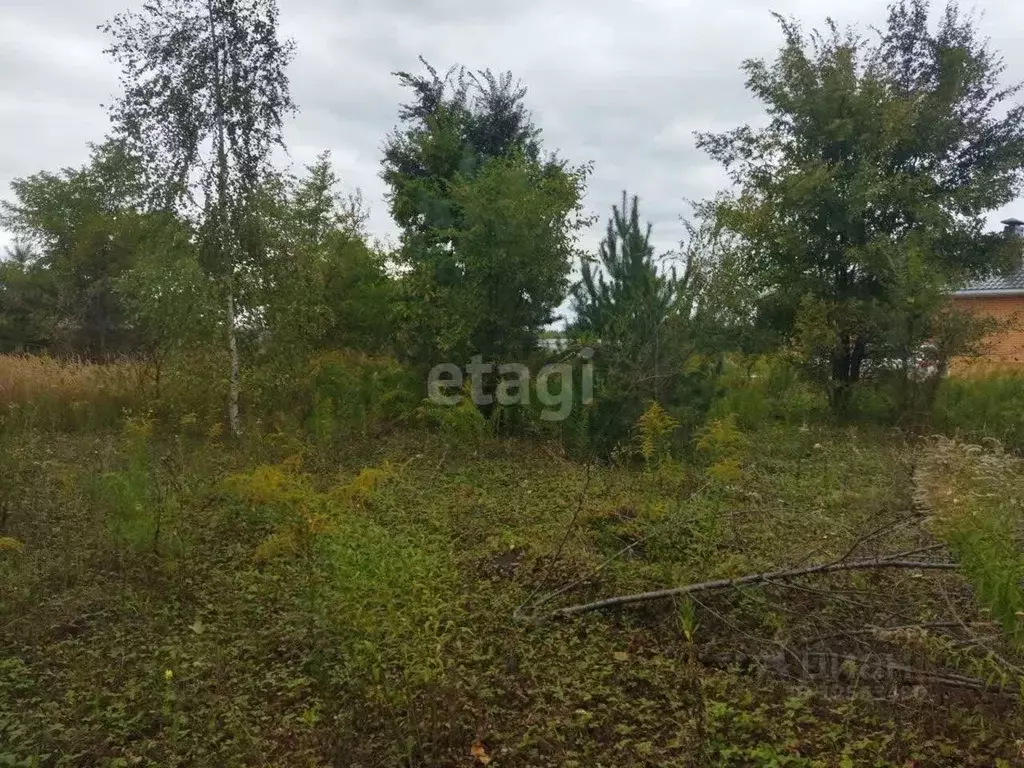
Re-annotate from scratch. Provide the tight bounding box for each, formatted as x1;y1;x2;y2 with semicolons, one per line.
3;357;1024;766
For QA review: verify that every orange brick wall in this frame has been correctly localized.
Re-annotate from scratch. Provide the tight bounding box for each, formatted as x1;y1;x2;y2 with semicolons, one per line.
950;294;1024;373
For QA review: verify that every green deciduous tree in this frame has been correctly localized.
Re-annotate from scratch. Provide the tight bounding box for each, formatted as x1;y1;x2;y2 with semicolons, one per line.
261;152;393;359
697;0;1024;413
0;244;56;354
102;0;296;434
114;217;218;395
0;141;149;358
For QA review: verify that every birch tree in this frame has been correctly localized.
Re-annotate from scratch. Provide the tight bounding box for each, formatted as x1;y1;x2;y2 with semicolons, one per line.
102;0;295;434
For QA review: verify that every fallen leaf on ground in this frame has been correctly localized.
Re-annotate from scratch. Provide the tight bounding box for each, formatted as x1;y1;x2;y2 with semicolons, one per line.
471;739;491;765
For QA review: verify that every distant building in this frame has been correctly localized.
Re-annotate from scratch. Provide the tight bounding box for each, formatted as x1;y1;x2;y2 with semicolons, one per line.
950;218;1024;370
538;335;569;352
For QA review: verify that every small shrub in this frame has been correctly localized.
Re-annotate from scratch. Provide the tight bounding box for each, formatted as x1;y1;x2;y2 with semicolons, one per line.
88;414;184;557
635;401;679;465
708;354;825;429
149;347;228;427
301;352;420;439
416;384;488;443
695;414;747;464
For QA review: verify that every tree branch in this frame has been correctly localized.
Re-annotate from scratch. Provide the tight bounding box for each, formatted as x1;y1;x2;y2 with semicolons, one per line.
796;620;994;646
513;462;592;619
699;650;1015;695
547;557;958;619
520;481;711;616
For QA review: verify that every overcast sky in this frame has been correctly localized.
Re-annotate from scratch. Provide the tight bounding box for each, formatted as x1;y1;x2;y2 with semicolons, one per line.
2;0;1024;257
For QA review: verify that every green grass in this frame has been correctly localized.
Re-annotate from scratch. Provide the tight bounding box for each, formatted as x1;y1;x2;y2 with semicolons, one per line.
2;421;1023;766
935;373;1024;453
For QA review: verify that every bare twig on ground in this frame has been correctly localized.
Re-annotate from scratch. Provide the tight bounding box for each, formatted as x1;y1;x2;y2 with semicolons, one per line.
521;481;711;616
698;650;1015;694
545;557;958;619
797;621;995;647
836;511;924;563
513;462;592;619
880;543;945;561
688;592;811;680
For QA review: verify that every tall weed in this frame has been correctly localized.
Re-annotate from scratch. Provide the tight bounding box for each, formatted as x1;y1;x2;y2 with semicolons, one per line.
918;437;1024;648
0;354;141;431
88;414;185;558
302;352;420;439
934;373;1024;453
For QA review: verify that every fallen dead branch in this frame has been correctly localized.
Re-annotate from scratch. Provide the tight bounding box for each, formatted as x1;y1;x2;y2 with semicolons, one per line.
514;462;593;618
698;650;1015;695
796;620;995;647
515;481;712;620
836;510;925;563
545;557;958;619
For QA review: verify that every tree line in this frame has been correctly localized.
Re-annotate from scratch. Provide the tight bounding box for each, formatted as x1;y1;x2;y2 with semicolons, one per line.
2;0;1023;439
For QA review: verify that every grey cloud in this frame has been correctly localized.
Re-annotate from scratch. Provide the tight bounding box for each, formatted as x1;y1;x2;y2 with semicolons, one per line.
3;0;1024;259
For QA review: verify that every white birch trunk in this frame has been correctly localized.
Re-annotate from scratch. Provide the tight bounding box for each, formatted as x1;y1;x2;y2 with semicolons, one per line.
227;290;241;436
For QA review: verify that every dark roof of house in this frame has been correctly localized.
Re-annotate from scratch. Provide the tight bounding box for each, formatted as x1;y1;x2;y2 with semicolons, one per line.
955;219;1024;295
956;264;1024;295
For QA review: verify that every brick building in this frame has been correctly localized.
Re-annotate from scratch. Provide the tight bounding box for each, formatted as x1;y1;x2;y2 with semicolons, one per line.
950;218;1024;371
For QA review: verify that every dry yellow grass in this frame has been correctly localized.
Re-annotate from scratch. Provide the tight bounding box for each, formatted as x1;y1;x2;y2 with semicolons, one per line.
0;354;142;408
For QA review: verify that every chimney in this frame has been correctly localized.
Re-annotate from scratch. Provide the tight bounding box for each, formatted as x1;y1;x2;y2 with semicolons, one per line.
1003;218;1024;273
1001;217;1024;237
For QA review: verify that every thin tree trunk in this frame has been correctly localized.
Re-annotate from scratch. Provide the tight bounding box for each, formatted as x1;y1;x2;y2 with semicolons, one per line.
830;332;864;416
207;0;241;437
227;290;241;435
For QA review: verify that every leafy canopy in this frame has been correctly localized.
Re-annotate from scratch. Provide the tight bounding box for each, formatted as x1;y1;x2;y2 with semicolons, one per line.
382;59;589;368
697;0;1024;406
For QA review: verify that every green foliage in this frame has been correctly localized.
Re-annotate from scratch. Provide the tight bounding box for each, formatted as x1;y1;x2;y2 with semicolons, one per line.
222;456;459;717
569;199;730;455
300;352;420;439
382;59;543;234
572;191;679;347
698;0;1024;412
709;354;827;428
115;226;219;393
8;4;1024;765
393;150;588;367
89;414;185;557
416;382;489;445
259;153;394;359
0;247;55;355
383;59;590;368
635;401;680;464
103;0;297;435
946;510;1024;646
2;414;1022;765
919;437;1024;648
934;373;1024;453
522;351;600;458
0;141;152;359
